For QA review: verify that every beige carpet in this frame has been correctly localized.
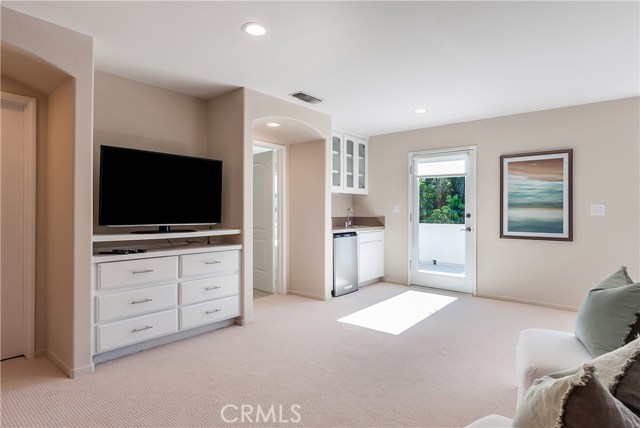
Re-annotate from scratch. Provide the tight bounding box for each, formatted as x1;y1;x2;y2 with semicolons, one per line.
1;283;576;427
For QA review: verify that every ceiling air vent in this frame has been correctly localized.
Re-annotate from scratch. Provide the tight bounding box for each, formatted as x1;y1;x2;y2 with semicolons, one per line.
289;91;324;104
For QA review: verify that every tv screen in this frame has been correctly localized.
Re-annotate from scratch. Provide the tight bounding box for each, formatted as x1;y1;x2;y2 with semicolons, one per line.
99;145;222;232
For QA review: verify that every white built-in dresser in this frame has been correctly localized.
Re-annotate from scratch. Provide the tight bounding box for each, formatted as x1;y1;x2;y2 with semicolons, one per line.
92;229;241;363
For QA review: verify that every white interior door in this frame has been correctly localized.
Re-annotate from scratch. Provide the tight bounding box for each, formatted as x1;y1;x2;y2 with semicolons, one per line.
1;92;36;360
253;150;275;293
409;147;476;295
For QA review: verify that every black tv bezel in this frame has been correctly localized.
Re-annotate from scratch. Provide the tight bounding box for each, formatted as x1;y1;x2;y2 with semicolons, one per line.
98;145;222;233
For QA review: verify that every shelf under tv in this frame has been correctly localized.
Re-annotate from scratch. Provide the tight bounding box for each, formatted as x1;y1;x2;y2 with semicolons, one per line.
92;228;241;243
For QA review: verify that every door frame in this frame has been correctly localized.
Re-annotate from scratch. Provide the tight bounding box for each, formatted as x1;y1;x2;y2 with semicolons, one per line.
407;145;477;295
1;91;37;359
253;140;288;295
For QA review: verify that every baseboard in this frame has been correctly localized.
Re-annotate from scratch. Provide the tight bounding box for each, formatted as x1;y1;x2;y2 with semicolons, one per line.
70;363;95;378
287;290;327;301
235;317;253;326
45;349;73;378
381;277;408;286
34;349;47;358
476;292;578;312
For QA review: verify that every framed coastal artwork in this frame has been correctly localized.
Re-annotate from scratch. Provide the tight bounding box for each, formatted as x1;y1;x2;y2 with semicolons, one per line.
500;149;573;241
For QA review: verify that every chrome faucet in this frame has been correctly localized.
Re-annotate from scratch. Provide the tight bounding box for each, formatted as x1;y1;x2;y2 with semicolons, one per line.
346;208;353;228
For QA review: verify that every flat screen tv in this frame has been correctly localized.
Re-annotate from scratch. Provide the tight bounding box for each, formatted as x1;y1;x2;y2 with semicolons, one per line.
99;145;222;233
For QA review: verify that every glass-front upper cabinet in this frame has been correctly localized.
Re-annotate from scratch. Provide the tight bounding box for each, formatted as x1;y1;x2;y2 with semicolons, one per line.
343;134;368;194
357;139;367;193
331;133;343;193
331;130;368;194
345;137;355;190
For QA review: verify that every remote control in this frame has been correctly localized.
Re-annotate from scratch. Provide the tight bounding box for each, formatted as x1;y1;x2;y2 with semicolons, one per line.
98;248;147;255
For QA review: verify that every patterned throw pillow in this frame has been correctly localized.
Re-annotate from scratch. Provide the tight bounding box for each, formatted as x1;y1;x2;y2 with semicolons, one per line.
513;364;640;428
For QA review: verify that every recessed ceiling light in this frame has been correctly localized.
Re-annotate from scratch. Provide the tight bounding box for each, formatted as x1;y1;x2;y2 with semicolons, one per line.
266;122;280;127
414;108;427;114
242;22;267;36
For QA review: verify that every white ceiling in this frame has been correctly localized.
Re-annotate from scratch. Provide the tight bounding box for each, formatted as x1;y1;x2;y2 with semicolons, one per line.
4;1;639;137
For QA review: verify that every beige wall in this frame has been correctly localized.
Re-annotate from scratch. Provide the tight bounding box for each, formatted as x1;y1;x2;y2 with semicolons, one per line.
93;72;209;234
289;140;330;299
359;97;640;309
46;79;76;369
331;193;355;218
1;7;94;377
93;72;208;154
208;89;245;232
207;89;247;319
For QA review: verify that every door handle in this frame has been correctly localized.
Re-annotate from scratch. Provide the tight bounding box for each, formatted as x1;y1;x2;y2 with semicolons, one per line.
459;227;472;232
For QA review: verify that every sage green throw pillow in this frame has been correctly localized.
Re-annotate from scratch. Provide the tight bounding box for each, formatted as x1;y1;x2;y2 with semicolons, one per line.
574;267;640;357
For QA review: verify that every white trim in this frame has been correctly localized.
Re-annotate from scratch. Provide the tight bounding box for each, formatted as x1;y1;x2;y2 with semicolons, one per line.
253;140;288;295
1;92;37;360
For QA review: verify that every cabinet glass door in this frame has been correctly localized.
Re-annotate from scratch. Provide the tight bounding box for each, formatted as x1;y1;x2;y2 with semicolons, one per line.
357;141;366;192
345;137;355;190
332;134;343;191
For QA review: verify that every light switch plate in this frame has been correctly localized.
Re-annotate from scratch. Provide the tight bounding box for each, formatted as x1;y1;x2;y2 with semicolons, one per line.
393;203;400;214
591;204;606;216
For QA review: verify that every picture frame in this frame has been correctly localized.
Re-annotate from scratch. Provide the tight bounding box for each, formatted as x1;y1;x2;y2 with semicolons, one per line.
500;149;573;241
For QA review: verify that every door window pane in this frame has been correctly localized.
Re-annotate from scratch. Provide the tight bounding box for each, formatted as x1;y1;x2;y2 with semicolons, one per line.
417;174;466;277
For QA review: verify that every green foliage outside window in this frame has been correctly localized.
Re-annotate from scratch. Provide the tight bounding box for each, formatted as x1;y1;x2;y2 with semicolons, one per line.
419;177;465;224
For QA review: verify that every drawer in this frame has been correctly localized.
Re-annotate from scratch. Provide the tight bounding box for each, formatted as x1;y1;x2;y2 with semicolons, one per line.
180;274;239;305
180;250;239;277
97;256;178;290
180;295;239;330
96;309;178;352
357;229;384;243
96;283;177;322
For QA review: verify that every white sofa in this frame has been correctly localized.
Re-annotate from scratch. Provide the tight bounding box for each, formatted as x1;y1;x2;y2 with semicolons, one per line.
465;327;593;427
465;414;513;427
515;328;593;403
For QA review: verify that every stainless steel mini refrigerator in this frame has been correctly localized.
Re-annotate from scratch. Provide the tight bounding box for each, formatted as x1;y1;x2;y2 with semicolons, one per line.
333;232;359;297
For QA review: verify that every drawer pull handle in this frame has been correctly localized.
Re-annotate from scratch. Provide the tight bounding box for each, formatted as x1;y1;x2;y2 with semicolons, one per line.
205;260;222;265
131;325;153;333
205;286;222;291
206;309;222;315
131;298;153;305
132;269;154;274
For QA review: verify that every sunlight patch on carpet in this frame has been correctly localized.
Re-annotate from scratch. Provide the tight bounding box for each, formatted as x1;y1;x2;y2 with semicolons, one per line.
337;290;457;335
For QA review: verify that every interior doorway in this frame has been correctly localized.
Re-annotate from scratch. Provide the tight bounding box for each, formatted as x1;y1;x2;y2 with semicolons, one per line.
1;92;36;360
253;141;286;296
409;147;477;295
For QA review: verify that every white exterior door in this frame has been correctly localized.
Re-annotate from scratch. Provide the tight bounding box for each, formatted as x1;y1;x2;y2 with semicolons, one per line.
409;147;477;295
253;150;275;293
1;92;36;360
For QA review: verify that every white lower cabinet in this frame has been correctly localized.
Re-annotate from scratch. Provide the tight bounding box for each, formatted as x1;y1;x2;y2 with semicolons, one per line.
93;246;241;357
358;230;384;284
180;295;239;329
180;274;239;305
96;283;177;322
97;309;179;352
